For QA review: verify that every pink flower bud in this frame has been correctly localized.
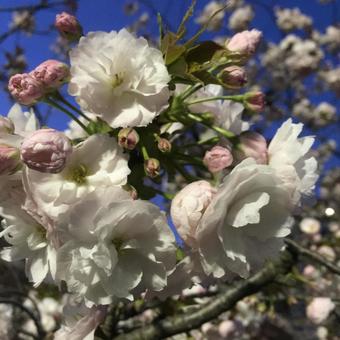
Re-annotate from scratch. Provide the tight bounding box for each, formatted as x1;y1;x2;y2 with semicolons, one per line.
244;91;265;112
219;66;247;89
31;59;70;89
55;12;82;41
235;131;268;164
144;158;160;178
0;144;21;175
158;138;172;153
226;29;262;55
8;73;44;106
21;128;72;173
118;128;139;150
0;116;15;134
171;181;217;248
203;146;233;173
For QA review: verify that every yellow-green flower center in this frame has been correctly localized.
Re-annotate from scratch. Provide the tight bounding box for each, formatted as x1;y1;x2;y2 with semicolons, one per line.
67;164;89;185
111;73;124;89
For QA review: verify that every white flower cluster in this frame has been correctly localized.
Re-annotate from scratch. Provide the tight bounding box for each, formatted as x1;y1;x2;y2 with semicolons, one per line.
262;34;323;76
228;5;254;31
275;7;312;32
1;16;320;338
0;105;176;308
293;99;336;127
195;1;226;31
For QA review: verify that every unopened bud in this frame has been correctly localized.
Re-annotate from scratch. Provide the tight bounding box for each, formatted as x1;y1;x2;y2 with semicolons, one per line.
144;158;160;178
219;66;247;89
8;73;44;106
0;116;15;134
31;59;70;90
158;138;172;153
244;91;265;112
235;131;268;164
0;144;21;175
55;12;82;42
203;146;233;173
118;128;139;150
21;128;72;173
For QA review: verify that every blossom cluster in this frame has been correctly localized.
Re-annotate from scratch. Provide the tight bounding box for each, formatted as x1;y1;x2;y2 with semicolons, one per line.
0;9;320;339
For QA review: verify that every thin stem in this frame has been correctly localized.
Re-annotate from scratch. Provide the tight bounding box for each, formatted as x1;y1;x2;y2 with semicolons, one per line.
54;92;92;122
141;145;150;160
180;83;204;100
187;113;236;139
44;97;90;135
187;95;244;106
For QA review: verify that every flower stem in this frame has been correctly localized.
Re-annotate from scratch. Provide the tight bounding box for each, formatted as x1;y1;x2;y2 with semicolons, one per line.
187;113;236;139
53;92;92;122
141;145;150;160
44;97;91;135
187;95;244;106
180;83;204;100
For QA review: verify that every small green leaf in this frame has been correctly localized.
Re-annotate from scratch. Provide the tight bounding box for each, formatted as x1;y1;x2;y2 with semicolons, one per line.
166;44;186;65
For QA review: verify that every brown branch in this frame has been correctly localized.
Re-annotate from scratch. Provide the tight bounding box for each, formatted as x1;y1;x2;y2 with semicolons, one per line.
285;238;340;276
114;250;296;340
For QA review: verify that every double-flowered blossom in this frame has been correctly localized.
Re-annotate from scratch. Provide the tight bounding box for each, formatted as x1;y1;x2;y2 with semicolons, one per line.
226;29;262;57
68;29;171;128
56;187;176;306
24;134;131;218
268;119;318;204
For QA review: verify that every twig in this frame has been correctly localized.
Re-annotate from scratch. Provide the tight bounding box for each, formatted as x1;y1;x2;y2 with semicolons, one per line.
0;299;45;339
285;238;340;276
114;251;296;340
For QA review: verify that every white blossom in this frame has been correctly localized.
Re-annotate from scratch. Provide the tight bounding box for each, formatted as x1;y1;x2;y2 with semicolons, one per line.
228;6;254;31
68;29;170;128
56;187;176;306
268;119;318;205
196;159;293;279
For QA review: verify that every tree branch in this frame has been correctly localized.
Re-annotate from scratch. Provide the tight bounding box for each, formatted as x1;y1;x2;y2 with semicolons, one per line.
285;238;340;276
114;251;296;340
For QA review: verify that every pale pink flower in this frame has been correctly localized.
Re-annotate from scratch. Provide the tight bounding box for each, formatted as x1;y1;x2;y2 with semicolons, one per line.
0;116;15;134
8;73;44;106
235;131;268;164
31;59;70;89
0;144;21;175
21;129;72;173
226;29;262;55
203;146;233;173
306;297;335;324
55;12;82;41
171;180;217;248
